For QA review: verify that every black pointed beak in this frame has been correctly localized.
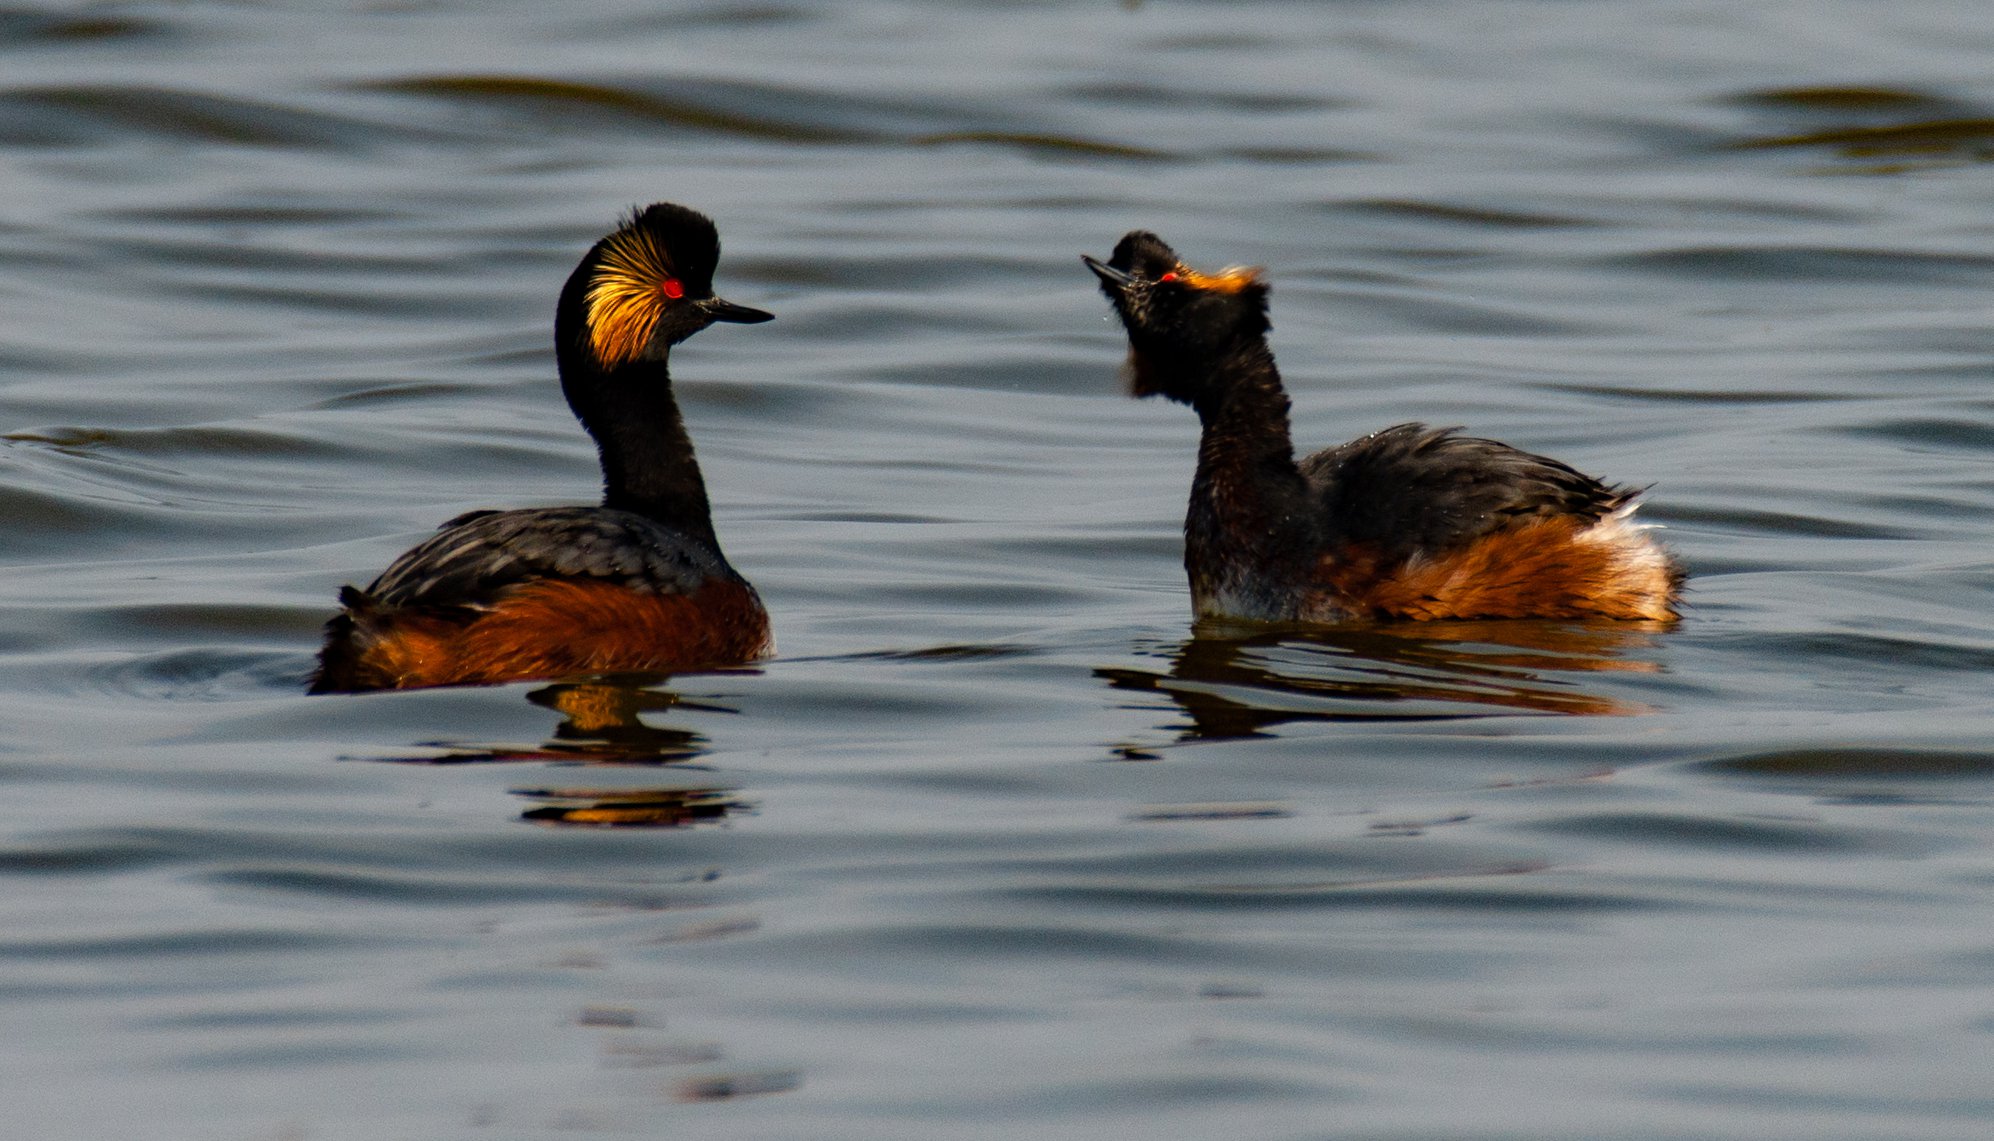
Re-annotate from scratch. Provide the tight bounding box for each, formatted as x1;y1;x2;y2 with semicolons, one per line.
1082;254;1135;291
701;295;774;324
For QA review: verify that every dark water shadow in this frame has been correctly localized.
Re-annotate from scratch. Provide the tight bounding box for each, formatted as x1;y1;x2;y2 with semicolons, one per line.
1100;620;1671;747
1723;84;1994;171
355;679;749;828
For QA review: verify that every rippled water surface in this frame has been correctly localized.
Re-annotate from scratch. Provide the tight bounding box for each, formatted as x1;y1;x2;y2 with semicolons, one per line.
7;2;1994;1138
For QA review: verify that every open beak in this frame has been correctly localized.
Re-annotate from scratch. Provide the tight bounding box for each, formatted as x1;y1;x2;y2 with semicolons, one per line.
701;295;774;324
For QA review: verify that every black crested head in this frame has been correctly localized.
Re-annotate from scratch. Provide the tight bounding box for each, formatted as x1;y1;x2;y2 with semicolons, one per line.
1082;230;1270;404
1105;230;1184;282
557;201;772;376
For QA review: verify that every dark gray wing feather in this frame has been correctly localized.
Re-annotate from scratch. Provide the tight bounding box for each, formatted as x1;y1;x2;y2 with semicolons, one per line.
360;506;733;609
1300;423;1630;561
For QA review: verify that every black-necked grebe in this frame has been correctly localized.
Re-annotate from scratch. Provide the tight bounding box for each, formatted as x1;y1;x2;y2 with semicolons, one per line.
311;203;774;692
1084;230;1681;624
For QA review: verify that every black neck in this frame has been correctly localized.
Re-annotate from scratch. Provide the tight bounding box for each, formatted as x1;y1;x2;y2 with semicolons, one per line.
562;356;721;552
1183;342;1317;609
1190;343;1299;467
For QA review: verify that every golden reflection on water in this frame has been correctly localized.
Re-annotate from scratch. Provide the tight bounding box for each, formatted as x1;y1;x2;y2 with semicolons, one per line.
363;679;750;827
529;681;714;761
1101;619;1670;744
367;680;718;764
515;784;745;828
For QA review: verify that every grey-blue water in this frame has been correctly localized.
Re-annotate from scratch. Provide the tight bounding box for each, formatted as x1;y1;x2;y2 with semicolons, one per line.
6;2;1994;1138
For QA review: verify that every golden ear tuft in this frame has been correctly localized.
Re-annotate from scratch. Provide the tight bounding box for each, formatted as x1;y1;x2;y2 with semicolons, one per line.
1179;265;1265;294
585;226;677;368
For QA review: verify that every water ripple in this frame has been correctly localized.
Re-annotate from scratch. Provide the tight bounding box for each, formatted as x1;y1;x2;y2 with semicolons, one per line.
357;74;861;144
0;8;174;46
1727;85;1994;165
1604;245;1994;285
1700;746;1994;781
3;84;418;148
1521;811;1904;855
0;927;367;960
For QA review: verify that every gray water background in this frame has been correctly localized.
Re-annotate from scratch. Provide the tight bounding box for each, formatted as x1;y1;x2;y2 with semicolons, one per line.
5;1;1994;1137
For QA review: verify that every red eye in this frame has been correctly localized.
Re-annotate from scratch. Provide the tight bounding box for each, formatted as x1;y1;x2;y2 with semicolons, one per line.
1158;272;1178;283
661;278;685;299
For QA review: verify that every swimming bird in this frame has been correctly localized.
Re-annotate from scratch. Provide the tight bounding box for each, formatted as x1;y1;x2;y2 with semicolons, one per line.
311;203;774;692
1083;230;1681;624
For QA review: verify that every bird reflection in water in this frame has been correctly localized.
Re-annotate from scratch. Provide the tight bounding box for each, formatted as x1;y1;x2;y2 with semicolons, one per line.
1100;619;1670;745
514;783;744;829
365;678;751;827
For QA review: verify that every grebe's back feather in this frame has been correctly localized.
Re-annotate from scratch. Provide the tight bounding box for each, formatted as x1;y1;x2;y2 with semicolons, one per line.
1300;422;1636;564
363;506;740;612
